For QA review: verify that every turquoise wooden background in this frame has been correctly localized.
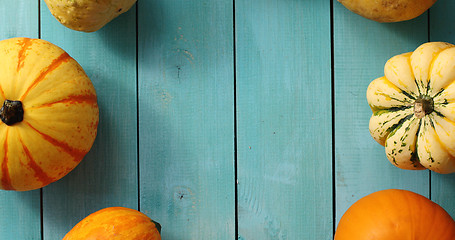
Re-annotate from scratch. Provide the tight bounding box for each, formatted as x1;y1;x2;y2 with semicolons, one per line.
1;0;455;239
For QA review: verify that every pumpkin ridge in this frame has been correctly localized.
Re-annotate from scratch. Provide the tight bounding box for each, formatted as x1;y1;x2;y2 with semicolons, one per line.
19;52;71;102
18;134;54;186
386;114;414;140
414;45;452;94
401;89;416;101
83;215;154;238
432;88;446;100
25;122;86;162
1;129;13;190
375;91;411;106
16;38;33;72
415;79;424;96
428;46;455;93
370;109;413;146
372;105;411;116
431;116;455;160
28;94;98;110
384;114;423;170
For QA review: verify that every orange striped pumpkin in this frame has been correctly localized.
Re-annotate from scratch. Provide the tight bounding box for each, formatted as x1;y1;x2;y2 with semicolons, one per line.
0;37;98;191
63;207;161;240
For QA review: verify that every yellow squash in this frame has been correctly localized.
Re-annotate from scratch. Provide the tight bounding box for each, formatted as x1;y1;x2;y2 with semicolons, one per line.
44;0;137;32
63;207;161;240
338;0;437;22
367;42;455;174
0;37;98;191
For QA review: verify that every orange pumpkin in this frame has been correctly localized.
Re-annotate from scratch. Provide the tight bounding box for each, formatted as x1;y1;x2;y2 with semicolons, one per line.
334;189;455;239
63;207;161;240
0;37;98;191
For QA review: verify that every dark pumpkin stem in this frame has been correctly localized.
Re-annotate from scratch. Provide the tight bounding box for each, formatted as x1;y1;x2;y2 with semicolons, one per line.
151;219;162;234
0;100;24;126
414;96;434;119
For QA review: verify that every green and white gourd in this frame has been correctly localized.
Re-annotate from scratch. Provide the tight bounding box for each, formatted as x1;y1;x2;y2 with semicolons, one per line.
367;42;455;174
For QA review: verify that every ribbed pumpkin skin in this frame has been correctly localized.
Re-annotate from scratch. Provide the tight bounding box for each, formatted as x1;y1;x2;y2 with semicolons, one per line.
0;38;98;191
338;0;437;23
63;207;161;240
44;0;137;32
367;42;455;174
334;189;455;240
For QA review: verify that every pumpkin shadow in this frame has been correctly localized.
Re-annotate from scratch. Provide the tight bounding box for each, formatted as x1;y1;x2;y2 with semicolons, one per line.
378;13;429;48
1;189;41;236
96;7;136;61
96;2;163;61
429;173;455;219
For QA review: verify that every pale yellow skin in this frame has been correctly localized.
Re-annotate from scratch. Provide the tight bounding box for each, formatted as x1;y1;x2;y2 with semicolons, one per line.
338;0;437;22
0;38;99;191
367;42;455;174
44;0;137;32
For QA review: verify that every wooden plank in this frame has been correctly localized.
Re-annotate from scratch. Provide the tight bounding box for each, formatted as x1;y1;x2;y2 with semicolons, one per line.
138;1;235;239
429;0;455;219
0;1;41;239
235;1;332;239
39;3;138;239
333;1;431;229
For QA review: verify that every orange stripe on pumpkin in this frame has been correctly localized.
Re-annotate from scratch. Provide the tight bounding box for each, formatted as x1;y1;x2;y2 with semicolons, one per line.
16;38;33;72
0;85;6;100
19;137;54;186
25;122;87;163
20;52;71;101
30;94;98;109
1;130;13;190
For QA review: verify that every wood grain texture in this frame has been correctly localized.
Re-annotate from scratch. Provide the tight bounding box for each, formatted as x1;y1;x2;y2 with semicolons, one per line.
138;1;235;239
333;0;431;228
39;2;138;239
429;0;455;219
0;1;41;239
235;1;332;239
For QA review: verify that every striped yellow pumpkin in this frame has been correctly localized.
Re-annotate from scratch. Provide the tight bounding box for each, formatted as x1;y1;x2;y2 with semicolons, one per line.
44;0;137;32
0;37;98;191
63;207;161;240
367;42;455;174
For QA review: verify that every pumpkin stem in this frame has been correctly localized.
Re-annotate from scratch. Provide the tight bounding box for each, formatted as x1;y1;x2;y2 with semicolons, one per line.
0;100;24;126
414;96;434;119
152;219;162;234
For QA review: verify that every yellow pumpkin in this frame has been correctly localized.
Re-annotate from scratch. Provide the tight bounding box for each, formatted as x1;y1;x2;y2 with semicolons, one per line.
0;37;98;191
367;42;455;174
63;207;161;240
44;0;137;32
338;0;437;22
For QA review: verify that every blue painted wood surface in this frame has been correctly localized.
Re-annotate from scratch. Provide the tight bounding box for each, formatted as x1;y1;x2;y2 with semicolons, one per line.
138;1;235;239
1;0;455;239
235;1;332;239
